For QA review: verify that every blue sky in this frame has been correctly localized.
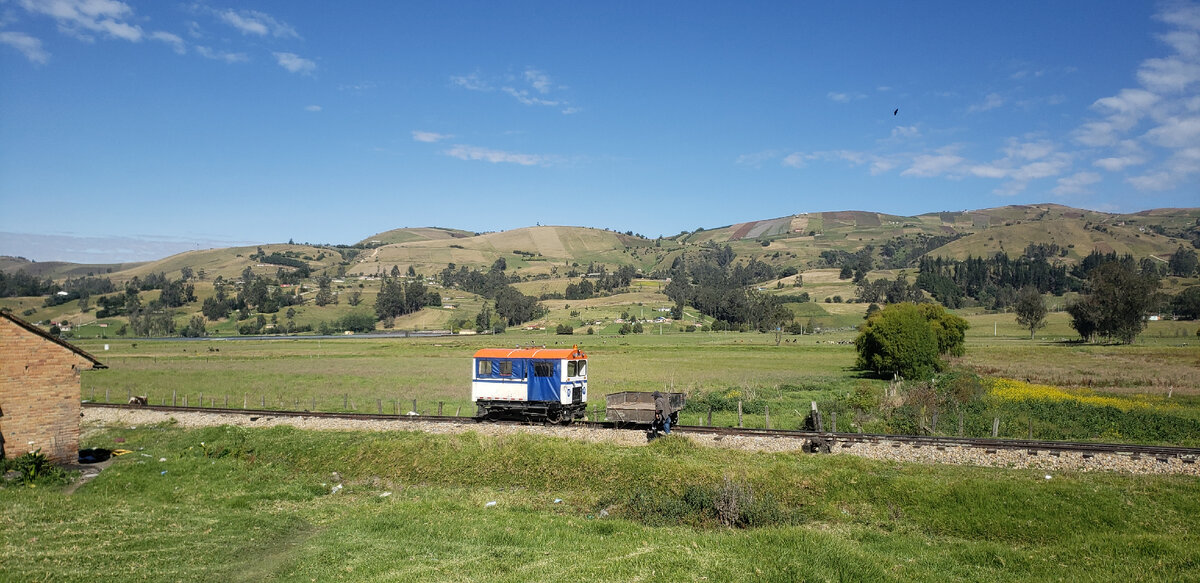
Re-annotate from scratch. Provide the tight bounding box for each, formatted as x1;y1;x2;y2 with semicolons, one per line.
1;1;1198;263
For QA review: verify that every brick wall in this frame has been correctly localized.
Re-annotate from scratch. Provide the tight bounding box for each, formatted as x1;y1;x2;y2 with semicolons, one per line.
0;319;89;463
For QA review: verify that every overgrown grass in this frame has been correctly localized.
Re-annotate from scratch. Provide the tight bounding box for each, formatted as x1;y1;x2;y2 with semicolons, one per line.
2;424;1197;581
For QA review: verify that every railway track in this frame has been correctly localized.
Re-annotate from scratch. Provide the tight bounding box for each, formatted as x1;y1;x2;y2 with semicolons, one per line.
82;402;1200;461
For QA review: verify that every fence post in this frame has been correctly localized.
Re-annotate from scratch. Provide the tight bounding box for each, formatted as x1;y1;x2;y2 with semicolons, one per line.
438;401;444;416
765;404;771;429
105;388;109;403
262;395;266;408
225;394;229;408
958;410;965;437
312;396;316;411
707;407;713;427
992;417;1000;438
1028;418;1033;440
343;394;348;410
832;411;837;433
243;394;247;409
199;392;203;408
377;399;382;414
183;395;188;407
412;399;418;414
737;400;743;428
931;413;938;435
456;405;462;417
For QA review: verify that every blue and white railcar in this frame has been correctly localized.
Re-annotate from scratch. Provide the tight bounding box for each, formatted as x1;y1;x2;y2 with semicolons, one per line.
471;345;588;422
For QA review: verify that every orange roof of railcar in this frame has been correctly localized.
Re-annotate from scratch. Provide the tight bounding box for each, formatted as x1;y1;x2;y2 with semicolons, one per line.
473;345;586;359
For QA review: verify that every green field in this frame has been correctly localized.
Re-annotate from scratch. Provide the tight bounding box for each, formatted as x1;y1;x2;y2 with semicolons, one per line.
2;424;1197;582
73;317;1200;444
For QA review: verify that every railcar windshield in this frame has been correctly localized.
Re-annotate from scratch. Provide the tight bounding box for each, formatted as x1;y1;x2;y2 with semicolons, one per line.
568;360;586;377
476;360;490;377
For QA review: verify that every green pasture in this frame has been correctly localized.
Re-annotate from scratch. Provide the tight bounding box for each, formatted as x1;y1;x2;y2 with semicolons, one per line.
2;424;1197;582
75;316;1200;443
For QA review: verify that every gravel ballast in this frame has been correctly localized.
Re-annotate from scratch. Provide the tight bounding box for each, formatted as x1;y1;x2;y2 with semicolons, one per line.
82;407;1200;476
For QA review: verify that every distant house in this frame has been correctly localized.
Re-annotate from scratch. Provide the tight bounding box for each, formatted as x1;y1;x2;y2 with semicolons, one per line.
0;310;106;463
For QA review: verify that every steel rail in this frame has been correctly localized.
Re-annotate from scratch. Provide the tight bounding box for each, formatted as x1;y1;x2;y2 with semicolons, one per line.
83;402;1200;460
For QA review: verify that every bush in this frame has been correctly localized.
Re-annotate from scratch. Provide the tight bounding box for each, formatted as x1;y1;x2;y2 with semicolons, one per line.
555;324;573;335
2;449;69;487
854;303;968;380
621;474;791;529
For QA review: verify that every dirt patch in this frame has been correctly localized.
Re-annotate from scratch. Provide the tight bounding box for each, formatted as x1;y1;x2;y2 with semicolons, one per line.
853;212;881;227
728;222;755;241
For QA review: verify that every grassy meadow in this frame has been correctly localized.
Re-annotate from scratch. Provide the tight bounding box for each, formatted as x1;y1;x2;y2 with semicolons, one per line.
73;313;1200;444
2;423;1198;582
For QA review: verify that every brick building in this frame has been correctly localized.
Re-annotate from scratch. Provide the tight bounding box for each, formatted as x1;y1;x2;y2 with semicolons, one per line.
1;310;106;463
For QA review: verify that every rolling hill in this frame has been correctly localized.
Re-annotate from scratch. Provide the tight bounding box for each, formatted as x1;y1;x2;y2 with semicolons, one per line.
3;204;1197;284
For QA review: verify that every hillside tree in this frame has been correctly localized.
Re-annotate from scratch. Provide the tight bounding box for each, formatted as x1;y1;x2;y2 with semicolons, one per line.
1013;285;1048;339
1169;245;1198;277
1068;260;1161;344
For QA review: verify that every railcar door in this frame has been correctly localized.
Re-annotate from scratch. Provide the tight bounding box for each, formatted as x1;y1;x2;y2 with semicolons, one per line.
527;360;560;402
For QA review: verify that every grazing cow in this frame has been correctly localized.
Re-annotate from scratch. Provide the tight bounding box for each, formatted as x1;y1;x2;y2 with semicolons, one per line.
128;396;149;406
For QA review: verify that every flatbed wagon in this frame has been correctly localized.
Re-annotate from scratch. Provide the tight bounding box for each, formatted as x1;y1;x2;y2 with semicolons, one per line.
605;391;685;425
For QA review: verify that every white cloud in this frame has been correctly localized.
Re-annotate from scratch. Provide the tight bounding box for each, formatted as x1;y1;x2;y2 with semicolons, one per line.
1144;115;1200;147
1127;146;1200;190
1071;2;1200;193
339;81;377;92
274;52;315;75
524;68;553;93
19;0;143;42
1137;56;1200;93
502;86;559;106
443;144;552;166
1051;171;1102;196
891;125;920;139
735;150;780;167
0;31;49;64
150;31;184;54
969;164;1009;179
1073;120;1122;147
412;130;452;143
196;46;247;63
217;9;298;38
305;105;321;112
901;151;965;177
1157;0;1200;30
1002;138;1056;161
827;91;865;103
967;92;1005;113
869;158;900;175
1093;155;1145;171
458;67;574;110
451;73;491;91
781;152;813;168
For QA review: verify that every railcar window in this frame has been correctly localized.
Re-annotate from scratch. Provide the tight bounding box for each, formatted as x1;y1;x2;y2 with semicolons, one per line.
499;361;513;376
568;360;586;377
533;362;553;377
477;360;490;376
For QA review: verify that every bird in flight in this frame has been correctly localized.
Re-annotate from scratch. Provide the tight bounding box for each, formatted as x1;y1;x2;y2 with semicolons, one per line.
893;108;899;116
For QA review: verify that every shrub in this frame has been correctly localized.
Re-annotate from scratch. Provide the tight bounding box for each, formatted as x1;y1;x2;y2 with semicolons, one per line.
2;449;69;487
854;302;968;380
